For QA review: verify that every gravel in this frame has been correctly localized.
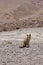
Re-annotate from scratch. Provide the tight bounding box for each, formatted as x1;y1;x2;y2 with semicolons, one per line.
0;28;43;65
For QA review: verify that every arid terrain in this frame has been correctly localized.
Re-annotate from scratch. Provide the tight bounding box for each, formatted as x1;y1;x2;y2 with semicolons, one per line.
0;28;43;65
0;0;43;31
0;0;43;65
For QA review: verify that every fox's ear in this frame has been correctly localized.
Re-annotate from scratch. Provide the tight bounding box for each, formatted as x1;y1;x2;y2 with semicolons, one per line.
27;34;29;36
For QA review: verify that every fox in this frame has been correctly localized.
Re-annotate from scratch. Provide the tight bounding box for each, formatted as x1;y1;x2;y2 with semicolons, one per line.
19;34;31;48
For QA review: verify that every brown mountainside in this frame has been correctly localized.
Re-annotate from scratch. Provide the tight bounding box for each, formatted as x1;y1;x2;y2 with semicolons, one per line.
0;0;43;31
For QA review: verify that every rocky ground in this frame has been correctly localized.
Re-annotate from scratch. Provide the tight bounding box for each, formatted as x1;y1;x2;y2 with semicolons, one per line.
0;0;43;31
0;28;43;65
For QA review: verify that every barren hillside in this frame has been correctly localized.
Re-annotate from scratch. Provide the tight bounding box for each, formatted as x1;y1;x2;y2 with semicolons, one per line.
0;0;43;31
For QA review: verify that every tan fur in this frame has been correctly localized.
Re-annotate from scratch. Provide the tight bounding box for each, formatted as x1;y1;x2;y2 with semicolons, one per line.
19;34;31;48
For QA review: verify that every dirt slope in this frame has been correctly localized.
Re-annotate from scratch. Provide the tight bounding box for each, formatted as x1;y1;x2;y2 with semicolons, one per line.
0;0;43;31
